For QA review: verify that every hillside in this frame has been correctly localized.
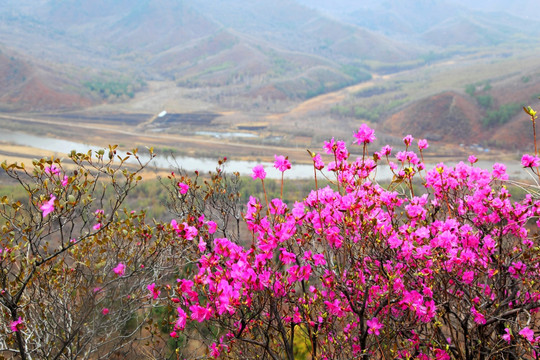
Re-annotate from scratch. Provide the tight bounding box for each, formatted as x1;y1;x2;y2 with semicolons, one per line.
381;92;486;144
379;70;540;150
300;0;540;48
0;49;95;112
1;0;540;153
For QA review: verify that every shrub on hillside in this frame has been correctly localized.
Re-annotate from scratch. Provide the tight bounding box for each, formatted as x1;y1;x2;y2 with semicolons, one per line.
2;113;540;359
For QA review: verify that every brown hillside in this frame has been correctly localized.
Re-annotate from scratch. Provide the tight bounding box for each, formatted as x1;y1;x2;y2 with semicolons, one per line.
0;53;32;88
382;91;485;144
0;51;95;112
490;118;535;150
4;77;94;112
249;85;288;101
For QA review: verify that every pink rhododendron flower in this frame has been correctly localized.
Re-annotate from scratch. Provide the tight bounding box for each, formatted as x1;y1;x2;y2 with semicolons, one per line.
519;327;535;342
210;343;221;357
492;163;508;180
367;317;383;336
434;349;450;360
274;155;291;172
521;154;540;168
198;238;207;252
312;253;326;266
147;283;160;299
10;317;23;332
353;124;376;144
470;306;486;324
178;182;189;194
279;247;296;264
113;262;126;276
502;328;512;343
170;331;178;338
101;308;109;315
175;307;187;330
207;221;217;234
508;261;527;279
380;145;392;156
418;139;429;150
44;164;61;176
40;194;56;217
403;134;414;146
251;164;266;180
462;271;475;284
190;304;213;322
93;223;102;230
171;219;198;240
468;154;478;164
61;175;68;187
313;153;324;170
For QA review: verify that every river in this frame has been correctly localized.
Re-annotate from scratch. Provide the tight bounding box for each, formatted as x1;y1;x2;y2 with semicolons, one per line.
0;129;530;182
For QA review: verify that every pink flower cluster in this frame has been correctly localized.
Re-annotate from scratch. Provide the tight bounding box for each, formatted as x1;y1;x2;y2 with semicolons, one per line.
164;124;540;359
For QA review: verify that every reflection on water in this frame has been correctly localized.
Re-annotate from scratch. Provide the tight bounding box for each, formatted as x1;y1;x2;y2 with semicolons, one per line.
195;131;257;139
0;129;314;179
0;129;528;181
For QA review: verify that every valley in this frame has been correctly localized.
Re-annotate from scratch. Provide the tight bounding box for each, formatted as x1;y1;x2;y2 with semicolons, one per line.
1;0;540;178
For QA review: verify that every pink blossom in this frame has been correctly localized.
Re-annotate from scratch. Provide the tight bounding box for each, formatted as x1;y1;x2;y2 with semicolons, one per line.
418;139;429;150
198;238;207;252
147;283;161;300
521;154;540;168
93;223;102;230
113;262;126;276
210;343;221;357
462;271;475;284
61;175;69;187
502;328;512;343
312;253;326;266
367;317;383;336
434;349;450;360
101;308;109;315
353;124;376;144
403;134;414;146
40;194;56;217
519;327;535;342
252;165;266;180
380;145;392;156
323;138;337;154
170;331;178;338
190;304;213;322
468;155;478;164
44;164;61;176
178;182;189;194
508;261;527;279
313;153;325;170
207;221;217;234
279;248;297;264
175;307;187;330
492;163;508;180
171;220;198;240
470;306;486;325
10;317;23;332
274;155;291;172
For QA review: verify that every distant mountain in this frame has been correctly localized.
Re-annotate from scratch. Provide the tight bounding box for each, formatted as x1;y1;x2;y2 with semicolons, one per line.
449;0;540;17
0;0;417;69
1;0;537;118
0;0;425;107
193;0;417;62
298;0;540;47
